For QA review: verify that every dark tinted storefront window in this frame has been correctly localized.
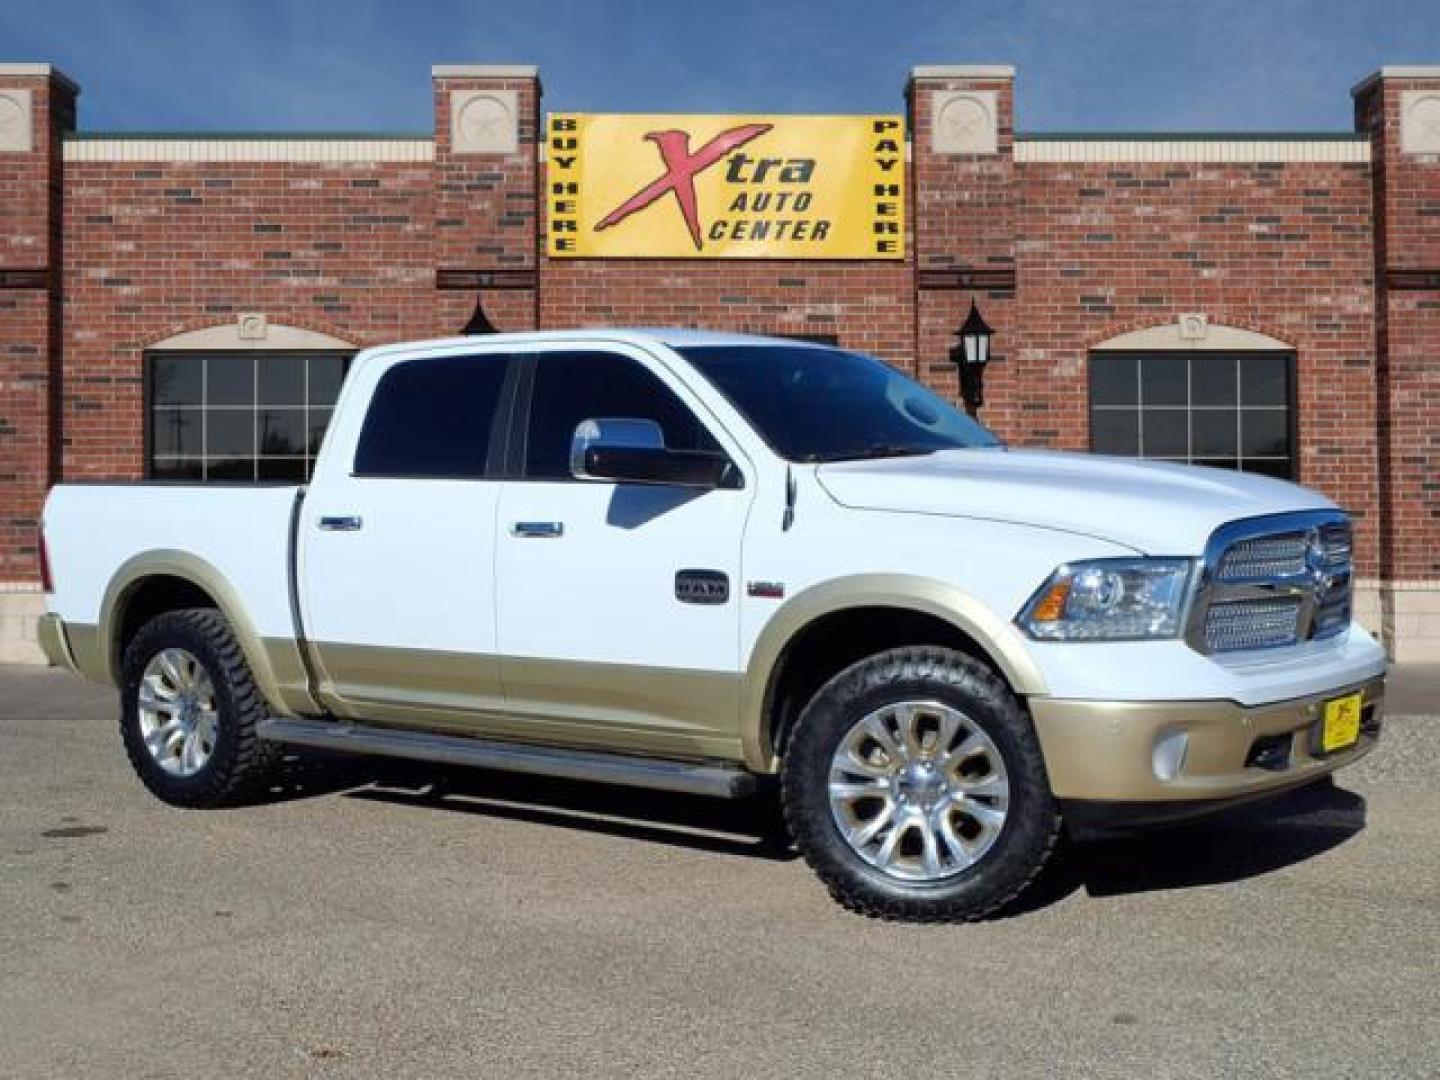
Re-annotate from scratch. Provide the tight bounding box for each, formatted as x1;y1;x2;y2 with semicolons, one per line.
147;352;350;482
1089;351;1295;479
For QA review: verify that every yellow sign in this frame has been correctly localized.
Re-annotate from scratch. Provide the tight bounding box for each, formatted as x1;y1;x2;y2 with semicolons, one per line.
547;113;905;260
1320;692;1363;753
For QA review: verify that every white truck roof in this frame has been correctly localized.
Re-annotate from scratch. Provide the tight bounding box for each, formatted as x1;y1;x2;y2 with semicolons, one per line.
347;328;824;375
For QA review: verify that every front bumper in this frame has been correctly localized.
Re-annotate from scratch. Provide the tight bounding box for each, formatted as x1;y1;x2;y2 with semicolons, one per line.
1030;675;1383;814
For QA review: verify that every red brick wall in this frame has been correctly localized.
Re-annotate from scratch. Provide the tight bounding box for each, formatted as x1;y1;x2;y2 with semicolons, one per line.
0;72;72;581
538;257;914;364
1010;156;1379;573
907;73;1379;574
910;73;1018;403
1357;75;1440;583
54;71;545;485
60;156;441;479
432;72;540;332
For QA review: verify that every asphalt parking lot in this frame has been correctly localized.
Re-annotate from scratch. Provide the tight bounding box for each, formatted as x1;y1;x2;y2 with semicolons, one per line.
3;664;1438;1079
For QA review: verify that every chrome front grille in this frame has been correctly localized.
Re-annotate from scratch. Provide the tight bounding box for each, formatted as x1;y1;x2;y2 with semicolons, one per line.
1187;513;1354;655
1217;534;1308;580
1203;597;1303;652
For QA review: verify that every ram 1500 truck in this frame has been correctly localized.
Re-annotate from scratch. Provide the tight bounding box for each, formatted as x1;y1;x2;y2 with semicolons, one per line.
38;330;1386;921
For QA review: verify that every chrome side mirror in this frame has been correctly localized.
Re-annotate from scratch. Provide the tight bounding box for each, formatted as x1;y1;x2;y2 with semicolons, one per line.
569;417;738;489
569;418;665;481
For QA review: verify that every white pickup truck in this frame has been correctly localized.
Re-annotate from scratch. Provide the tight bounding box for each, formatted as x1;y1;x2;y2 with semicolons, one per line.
39;330;1385;921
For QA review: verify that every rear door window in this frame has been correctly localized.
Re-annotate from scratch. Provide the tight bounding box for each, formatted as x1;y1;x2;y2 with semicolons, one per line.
354;354;509;478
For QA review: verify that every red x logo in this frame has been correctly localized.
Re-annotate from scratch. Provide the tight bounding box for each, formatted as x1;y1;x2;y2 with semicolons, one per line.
595;123;773;251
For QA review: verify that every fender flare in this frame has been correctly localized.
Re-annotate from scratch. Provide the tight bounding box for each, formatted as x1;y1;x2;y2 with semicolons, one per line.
97;550;310;716
739;573;1048;771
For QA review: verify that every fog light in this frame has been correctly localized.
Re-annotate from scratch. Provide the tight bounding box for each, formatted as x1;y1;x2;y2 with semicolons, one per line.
1244;733;1293;773
1152;729;1189;782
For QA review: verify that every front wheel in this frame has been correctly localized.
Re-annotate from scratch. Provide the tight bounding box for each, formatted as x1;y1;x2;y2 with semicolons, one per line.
782;647;1059;922
119;608;280;807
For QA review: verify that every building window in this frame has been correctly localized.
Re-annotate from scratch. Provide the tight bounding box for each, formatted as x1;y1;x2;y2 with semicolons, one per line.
146;352;351;482
1089;351;1295;479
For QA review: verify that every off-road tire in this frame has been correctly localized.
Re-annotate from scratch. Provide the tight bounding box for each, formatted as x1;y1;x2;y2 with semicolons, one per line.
119;608;281;807
782;646;1060;922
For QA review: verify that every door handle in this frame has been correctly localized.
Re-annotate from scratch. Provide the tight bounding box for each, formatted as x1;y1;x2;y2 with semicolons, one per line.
318;515;363;532
511;521;564;539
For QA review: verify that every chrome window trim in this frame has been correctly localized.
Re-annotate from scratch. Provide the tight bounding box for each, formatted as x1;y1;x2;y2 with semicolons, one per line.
1184;509;1352;655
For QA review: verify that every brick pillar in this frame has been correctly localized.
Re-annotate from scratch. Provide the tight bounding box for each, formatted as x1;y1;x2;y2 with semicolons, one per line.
0;64;75;660
430;65;541;335
908;65;1019;430
1354;66;1440;660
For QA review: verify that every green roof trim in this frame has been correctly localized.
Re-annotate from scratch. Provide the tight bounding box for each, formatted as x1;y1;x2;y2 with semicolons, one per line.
1018;131;1369;142
66;131;432;141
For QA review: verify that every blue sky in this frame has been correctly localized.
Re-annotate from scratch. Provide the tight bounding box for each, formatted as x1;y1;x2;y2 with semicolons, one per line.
4;0;1436;133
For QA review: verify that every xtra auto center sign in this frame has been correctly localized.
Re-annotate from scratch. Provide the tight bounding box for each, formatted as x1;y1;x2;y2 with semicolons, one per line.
546;114;905;259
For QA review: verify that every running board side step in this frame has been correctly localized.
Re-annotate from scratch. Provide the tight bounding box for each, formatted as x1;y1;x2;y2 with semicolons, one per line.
257;718;757;799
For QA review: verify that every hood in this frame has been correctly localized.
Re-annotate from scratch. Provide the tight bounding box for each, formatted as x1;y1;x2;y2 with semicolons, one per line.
815;448;1335;554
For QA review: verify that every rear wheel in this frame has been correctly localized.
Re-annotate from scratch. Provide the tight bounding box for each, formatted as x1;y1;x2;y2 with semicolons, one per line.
119;608;280;807
782;646;1059;921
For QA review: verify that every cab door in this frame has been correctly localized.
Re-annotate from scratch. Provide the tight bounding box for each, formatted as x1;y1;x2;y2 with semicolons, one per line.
494;345;753;759
299;348;515;730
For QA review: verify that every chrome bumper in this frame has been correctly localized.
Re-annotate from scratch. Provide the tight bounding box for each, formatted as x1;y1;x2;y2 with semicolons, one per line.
1030;676;1384;805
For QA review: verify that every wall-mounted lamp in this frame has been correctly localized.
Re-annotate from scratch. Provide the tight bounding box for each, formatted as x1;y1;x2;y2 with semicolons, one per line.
949;300;994;417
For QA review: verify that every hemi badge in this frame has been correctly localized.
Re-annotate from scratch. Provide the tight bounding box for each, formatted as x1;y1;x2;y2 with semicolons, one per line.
747;581;785;599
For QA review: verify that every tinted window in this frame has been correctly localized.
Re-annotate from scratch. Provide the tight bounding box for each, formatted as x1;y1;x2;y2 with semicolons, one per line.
355;354;508;478
1089;351;1295;479
681;345;1000;463
524;352;718;479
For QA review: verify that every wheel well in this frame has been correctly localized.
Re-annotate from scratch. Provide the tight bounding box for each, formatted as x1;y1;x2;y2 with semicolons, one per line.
764;606;1009;760
114;575;218;667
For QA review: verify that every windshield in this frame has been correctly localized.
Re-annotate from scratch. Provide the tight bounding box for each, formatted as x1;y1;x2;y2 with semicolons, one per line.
680;344;1002;463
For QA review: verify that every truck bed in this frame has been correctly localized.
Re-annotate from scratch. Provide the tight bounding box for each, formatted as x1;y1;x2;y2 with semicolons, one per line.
43;483;303;646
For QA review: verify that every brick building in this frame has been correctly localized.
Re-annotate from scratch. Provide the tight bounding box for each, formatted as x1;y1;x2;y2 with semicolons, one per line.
1;61;1437;660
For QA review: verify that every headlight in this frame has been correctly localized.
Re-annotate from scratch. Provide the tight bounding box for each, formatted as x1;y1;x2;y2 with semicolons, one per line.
1017;558;1195;641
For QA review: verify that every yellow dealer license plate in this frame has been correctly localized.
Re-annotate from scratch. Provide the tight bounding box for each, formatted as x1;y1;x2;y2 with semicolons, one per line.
1319;692;1363;754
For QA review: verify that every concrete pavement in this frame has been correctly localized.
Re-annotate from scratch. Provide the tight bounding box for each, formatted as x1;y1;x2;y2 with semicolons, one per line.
2;664;1437;1078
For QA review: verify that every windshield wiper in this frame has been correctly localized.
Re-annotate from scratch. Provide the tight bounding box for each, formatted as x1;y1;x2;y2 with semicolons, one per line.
815;444;940;463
